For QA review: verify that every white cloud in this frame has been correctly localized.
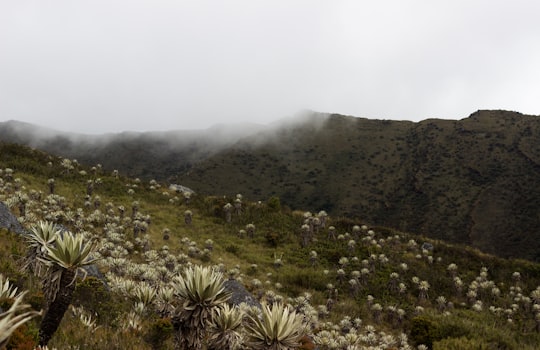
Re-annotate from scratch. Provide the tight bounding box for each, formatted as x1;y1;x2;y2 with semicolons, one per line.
1;1;540;133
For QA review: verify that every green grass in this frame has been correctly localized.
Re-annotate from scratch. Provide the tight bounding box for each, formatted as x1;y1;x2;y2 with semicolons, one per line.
1;141;540;349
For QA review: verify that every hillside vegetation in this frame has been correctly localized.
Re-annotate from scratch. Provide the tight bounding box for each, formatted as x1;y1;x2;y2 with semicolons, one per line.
177;110;540;262
1;110;540;261
1;142;540;349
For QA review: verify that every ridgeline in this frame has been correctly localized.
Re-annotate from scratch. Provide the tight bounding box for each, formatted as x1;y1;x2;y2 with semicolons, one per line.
2;109;540;261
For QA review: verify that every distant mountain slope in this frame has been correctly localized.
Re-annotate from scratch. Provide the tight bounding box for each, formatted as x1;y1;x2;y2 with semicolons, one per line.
2;110;540;261
0;119;265;181
175;110;540;261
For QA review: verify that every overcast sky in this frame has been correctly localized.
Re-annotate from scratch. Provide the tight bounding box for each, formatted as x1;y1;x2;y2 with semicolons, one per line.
1;1;540;134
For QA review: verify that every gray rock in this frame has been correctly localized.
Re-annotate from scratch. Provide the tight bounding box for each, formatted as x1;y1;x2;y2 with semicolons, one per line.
169;184;196;194
422;242;434;251
82;264;107;284
224;279;261;309
0;201;27;234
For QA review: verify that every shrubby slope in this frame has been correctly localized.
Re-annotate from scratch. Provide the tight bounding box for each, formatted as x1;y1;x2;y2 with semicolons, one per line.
2;110;540;261
0;142;540;349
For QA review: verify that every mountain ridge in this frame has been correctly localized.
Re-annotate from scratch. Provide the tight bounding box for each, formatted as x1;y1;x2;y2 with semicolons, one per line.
2;109;540;261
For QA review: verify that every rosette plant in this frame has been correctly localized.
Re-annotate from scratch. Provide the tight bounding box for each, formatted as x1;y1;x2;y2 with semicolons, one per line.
207;303;244;350
171;265;231;350
245;303;306;350
23;221;99;346
22;221;59;277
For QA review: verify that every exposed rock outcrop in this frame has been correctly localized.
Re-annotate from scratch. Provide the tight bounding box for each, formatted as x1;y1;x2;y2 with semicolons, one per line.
224;279;261;309
0;201;26;234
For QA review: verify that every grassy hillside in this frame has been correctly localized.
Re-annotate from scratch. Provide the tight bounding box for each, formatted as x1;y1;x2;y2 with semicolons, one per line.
177;110;540;261
3;111;540;261
1;142;540;349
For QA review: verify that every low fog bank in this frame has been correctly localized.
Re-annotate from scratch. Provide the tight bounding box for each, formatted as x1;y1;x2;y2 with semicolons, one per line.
229;110;333;150
0;113;333;177
0;110;335;155
268;109;332;132
0;119;268;153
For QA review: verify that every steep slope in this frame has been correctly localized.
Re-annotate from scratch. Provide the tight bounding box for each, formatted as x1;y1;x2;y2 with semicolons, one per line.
177;110;540;260
179;114;413;213
400;111;540;260
2;110;540;260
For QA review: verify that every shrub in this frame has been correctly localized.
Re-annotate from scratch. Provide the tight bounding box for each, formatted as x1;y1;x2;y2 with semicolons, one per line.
281;269;328;293
265;232;282;248
144;318;173;350
267;196;281;212
298;335;316;350
73;277;119;325
25;292;45;312
410;316;441;348
434;336;489;350
6;323;37;350
225;244;240;256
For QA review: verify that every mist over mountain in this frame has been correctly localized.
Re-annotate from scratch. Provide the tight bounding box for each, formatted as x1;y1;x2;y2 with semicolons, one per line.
2;109;540;261
0;119;266;180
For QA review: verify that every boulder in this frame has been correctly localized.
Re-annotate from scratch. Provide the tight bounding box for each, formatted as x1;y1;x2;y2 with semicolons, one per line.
0;201;26;234
223;279;261;309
